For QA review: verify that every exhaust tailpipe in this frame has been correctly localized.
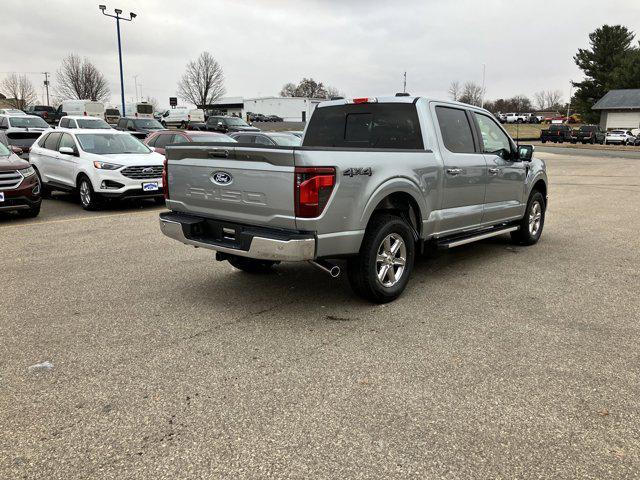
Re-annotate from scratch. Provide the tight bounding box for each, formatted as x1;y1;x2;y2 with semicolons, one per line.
310;260;340;278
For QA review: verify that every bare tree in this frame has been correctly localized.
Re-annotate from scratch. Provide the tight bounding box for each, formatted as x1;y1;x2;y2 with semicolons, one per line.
177;51;226;108
55;54;110;102
326;85;344;99
0;73;38;109
279;82;297;97
459;81;484;106
534;89;563;111
279;78;339;99
544;90;563;111
448;81;461;101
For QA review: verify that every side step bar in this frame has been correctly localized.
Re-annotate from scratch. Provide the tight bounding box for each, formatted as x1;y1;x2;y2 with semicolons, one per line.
437;226;519;249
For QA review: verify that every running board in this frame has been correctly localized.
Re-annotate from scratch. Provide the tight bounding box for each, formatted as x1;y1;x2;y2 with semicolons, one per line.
437;226;519;249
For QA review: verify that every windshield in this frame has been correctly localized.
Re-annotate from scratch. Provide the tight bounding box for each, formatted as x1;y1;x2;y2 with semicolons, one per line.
189;134;236;143
225;117;250;126
77;118;111;129
9;117;49;128
76;133;151;154
610;130;625;134
0;141;9;156
134;119;163;129
270;134;301;146
106;109;120;115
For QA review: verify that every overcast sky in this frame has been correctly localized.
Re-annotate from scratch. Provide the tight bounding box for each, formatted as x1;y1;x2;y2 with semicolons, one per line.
1;0;639;110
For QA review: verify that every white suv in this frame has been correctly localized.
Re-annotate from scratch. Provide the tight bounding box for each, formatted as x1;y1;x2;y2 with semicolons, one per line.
29;129;165;210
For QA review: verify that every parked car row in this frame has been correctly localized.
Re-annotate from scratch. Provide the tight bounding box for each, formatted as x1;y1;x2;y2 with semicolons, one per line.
540;124;640;145
247;112;284;122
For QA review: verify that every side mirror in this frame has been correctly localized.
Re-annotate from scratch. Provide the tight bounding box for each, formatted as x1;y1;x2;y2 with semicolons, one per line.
517;145;534;161
59;146;77;156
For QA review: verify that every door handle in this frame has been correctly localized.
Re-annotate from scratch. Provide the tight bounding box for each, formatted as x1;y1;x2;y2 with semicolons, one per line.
446;168;462;176
488;167;499;175
208;149;229;158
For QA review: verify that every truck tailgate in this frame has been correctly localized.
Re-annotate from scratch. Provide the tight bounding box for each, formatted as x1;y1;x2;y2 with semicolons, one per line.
165;144;297;229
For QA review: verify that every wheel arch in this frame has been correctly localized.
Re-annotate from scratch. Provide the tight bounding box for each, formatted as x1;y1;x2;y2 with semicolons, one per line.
360;179;427;239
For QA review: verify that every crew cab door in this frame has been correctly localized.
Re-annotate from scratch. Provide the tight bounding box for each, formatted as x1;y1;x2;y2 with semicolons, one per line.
472;112;526;224
433;104;487;233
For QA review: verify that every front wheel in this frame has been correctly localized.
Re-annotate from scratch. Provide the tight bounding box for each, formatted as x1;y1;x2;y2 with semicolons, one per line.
18;203;41;218
511;190;546;246
78;176;100;211
227;255;277;274
347;214;415;303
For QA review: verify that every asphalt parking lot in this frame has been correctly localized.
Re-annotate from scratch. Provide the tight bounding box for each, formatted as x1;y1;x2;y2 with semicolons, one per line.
2;148;639;479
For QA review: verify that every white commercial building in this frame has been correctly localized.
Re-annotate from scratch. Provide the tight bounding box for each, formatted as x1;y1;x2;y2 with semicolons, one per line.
208;96;324;122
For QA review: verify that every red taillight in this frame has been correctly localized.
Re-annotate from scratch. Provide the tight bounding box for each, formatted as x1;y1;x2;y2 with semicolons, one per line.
294;167;335;218
43;111;48;118
353;97;369;104
162;156;169;199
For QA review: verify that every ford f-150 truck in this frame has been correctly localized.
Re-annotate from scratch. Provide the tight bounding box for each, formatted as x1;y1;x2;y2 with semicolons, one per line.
159;95;548;302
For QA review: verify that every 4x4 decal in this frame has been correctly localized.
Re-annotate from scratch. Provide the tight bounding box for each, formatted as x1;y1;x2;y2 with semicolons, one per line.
343;167;372;177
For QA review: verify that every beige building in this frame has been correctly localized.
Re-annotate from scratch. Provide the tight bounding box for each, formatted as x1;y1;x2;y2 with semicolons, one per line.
592;89;640;130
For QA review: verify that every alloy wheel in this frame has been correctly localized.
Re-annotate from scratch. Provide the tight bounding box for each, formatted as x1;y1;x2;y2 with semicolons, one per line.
375;233;407;287
528;201;542;236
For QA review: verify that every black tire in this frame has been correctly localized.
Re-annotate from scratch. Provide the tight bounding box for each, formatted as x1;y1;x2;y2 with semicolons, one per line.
511;190;546;246
154;197;166;206
77;175;100;211
541;139;547;144
17;203;41;218
227;255;277;274
347;214;415;303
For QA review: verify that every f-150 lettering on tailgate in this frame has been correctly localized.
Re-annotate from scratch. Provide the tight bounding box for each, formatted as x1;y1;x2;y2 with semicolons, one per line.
186;186;267;205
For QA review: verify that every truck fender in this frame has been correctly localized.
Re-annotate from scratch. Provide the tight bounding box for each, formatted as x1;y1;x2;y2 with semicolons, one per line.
359;177;428;232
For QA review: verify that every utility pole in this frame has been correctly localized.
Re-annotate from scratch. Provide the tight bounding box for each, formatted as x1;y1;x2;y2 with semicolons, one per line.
403;71;407;93
481;64;486;108
99;5;137;116
566;81;573;122
42;72;50;106
133;75;139;102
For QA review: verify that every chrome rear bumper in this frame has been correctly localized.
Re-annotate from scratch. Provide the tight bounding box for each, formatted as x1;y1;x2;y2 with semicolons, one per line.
159;214;316;262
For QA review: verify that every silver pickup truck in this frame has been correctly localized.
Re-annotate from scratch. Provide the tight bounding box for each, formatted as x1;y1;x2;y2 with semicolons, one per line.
159;95;548;302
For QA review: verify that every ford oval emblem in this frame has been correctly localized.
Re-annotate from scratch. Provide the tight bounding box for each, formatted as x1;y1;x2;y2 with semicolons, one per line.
212;171;233;185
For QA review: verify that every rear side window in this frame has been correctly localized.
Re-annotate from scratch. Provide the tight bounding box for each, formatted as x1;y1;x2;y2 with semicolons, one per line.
154;134;177;148
44;132;61;151
303;103;423;149
435;106;475;154
59;118;70;128
37;133;50;147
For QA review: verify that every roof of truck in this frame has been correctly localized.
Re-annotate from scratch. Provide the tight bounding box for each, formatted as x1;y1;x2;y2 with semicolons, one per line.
317;96;487;111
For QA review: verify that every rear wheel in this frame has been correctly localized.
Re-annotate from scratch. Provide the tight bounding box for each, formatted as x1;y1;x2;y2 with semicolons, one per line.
511;190;545;246
347;214;415;303
78;176;100;211
227;255;277;274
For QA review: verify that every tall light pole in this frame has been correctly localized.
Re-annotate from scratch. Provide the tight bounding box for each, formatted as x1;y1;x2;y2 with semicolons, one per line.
99;5;136;116
133;75;139;102
42;72;50;106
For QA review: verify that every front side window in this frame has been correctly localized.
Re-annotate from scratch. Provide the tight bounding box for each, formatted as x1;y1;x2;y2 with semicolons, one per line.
474;113;511;155
435;106;475;154
254;135;274;146
76;134;151;155
58;133;76;151
59;118;70;128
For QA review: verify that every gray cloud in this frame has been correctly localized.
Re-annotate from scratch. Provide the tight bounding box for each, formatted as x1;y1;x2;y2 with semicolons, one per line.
1;0;639;109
